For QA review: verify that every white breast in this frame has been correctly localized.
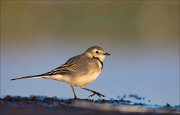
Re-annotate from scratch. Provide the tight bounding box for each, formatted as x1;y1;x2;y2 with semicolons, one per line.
72;59;102;88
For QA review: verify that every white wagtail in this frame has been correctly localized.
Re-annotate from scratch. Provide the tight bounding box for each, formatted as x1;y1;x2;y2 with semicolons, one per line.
11;46;110;99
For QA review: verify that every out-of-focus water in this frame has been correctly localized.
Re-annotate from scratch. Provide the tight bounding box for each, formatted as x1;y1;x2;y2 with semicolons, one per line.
1;1;179;105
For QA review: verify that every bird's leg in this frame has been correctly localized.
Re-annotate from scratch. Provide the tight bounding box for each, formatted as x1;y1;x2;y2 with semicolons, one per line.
82;87;105;98
70;85;77;99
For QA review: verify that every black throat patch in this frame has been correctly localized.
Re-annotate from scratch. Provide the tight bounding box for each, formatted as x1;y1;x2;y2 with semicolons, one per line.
93;56;103;70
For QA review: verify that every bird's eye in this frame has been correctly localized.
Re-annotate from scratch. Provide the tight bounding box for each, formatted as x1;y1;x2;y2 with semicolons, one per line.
96;51;99;54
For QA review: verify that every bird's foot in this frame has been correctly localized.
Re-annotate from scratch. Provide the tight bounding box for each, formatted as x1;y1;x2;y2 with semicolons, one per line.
88;91;105;98
73;96;80;100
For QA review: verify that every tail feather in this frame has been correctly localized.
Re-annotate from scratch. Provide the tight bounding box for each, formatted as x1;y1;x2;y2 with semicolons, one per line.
11;75;42;81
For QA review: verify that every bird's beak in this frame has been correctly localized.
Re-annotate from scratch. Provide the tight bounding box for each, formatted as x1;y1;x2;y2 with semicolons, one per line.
104;53;111;56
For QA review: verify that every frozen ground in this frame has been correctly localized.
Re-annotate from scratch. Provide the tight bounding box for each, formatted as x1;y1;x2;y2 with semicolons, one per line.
0;95;179;115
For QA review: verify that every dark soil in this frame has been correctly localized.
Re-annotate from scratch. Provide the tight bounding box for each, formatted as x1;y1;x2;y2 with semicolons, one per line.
0;96;179;115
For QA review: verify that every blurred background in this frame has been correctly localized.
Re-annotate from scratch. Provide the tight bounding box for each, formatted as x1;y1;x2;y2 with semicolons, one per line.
1;0;179;105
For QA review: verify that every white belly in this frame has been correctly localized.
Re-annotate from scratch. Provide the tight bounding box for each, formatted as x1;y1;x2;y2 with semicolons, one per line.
48;70;101;88
72;71;101;88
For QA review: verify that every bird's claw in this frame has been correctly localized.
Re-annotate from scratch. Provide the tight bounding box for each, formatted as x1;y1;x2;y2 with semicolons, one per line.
88;91;105;98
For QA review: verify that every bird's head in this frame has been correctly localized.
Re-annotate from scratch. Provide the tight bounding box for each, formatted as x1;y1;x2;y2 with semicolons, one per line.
84;46;110;62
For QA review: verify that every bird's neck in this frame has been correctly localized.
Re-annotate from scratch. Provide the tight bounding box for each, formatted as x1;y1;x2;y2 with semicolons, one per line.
93;56;103;70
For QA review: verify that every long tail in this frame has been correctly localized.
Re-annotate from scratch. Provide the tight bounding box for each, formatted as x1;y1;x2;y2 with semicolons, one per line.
10;75;44;81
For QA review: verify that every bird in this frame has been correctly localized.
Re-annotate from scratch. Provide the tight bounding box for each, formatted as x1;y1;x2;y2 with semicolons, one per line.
11;46;110;99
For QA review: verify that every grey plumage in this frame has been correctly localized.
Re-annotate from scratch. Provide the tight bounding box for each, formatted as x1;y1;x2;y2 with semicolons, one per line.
11;46;110;99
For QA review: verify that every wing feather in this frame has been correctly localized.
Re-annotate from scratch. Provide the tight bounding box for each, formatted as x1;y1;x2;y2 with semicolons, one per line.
43;56;80;76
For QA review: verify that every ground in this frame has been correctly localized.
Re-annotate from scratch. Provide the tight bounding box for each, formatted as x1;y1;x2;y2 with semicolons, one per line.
0;96;179;115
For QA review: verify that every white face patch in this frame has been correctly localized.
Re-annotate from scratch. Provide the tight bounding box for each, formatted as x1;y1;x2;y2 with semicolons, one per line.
85;48;107;62
97;54;106;62
92;49;106;62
